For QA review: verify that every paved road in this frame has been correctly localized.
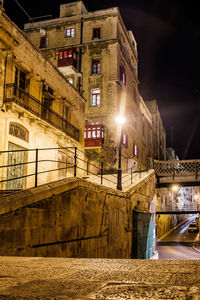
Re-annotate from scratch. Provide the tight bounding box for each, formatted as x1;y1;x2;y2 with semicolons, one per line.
158;217;200;259
0;257;200;299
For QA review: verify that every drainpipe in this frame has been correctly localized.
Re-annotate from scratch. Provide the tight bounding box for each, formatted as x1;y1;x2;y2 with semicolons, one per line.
78;17;83;93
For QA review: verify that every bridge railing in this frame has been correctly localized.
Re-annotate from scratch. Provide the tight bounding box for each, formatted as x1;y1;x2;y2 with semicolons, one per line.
156;204;200;213
154;159;200;179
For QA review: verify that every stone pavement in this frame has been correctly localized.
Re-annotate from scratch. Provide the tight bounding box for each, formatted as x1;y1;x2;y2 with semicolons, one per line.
0;257;200;299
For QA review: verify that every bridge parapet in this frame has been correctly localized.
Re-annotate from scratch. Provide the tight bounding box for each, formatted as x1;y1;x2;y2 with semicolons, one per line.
154;159;200;177
156;204;200;214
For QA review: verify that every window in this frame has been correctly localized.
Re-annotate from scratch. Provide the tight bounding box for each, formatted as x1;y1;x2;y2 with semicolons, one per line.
62;104;69;121
62;104;69;130
14;67;27;96
84;124;104;147
39;36;47;48
93;28;100;39
65;27;75;37
58;48;77;68
68;78;74;85
119;65;126;85
91;89;100;106
133;142;138;157
122;133;128;148
92;60;101;75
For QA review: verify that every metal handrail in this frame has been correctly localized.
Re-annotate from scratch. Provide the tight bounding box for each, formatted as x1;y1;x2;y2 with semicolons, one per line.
0;146;147;190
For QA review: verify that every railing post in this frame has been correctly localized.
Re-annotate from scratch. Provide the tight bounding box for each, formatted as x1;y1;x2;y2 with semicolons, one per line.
139;164;141;179
35;148;38;187
101;162;103;185
172;162;175;180
131;168;133;184
87;160;89;175
74;147;77;177
195;160;198;179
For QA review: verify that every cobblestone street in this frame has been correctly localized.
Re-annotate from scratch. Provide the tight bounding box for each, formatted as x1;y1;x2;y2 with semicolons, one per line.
0;256;200;299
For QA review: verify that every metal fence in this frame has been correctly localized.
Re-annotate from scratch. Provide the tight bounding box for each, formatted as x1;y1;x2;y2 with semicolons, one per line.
0;147;148;191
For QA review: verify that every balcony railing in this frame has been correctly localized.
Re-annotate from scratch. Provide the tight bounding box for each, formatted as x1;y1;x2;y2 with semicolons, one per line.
4;83;79;141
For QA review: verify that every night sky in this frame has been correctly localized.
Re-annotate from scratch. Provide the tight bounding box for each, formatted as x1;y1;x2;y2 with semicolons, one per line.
3;0;200;159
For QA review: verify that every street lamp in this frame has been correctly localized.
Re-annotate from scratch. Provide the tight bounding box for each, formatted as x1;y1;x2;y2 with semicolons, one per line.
115;115;125;190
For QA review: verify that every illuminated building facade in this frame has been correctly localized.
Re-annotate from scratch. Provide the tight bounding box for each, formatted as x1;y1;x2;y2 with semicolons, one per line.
24;1;166;170
0;7;85;189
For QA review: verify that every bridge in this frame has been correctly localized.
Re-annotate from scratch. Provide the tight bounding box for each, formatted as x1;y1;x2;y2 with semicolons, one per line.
156;204;200;214
154;159;200;187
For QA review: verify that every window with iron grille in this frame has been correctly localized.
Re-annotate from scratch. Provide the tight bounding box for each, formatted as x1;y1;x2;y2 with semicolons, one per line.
92;60;101;75
93;28;101;39
91;89;100;106
65;27;75;37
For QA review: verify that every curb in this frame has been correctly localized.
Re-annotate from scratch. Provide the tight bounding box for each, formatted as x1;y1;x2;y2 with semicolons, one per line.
192;233;200;253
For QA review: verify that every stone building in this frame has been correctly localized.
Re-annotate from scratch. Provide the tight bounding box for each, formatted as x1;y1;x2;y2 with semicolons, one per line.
145;99;166;161
23;1;165;171
0;7;86;189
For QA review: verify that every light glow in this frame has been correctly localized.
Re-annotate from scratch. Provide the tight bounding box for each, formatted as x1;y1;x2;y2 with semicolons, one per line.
115;116;125;125
172;184;179;192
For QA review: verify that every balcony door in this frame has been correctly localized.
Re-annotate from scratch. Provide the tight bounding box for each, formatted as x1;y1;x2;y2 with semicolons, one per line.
6;142;25;190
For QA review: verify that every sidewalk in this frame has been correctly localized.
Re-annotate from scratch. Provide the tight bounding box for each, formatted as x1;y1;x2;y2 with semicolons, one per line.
0;256;200;299
193;233;200;252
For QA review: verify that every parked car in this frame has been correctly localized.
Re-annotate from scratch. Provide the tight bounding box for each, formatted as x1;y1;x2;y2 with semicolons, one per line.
188;222;199;233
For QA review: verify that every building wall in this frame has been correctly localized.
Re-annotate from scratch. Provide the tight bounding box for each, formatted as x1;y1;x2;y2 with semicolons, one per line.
145;100;166;161
23;2;160;172
0;173;157;259
0;8;86;189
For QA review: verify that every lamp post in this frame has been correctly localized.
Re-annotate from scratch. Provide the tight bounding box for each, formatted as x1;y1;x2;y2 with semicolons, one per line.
115;115;125;190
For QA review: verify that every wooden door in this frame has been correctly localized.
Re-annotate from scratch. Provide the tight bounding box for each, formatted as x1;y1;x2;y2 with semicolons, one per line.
6;142;25;189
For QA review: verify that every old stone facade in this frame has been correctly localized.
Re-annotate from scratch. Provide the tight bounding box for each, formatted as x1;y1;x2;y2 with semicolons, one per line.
145;100;166;161
24;1;166;171
0;172;157;259
0;7;86;190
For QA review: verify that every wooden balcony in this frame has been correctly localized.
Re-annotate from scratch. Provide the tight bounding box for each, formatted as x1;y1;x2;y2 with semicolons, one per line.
84;124;104;147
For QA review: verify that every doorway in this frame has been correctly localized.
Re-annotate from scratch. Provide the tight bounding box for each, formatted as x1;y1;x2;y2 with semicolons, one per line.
6;142;26;189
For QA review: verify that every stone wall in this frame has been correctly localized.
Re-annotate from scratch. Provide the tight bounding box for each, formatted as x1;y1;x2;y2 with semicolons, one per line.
0;172;156;258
